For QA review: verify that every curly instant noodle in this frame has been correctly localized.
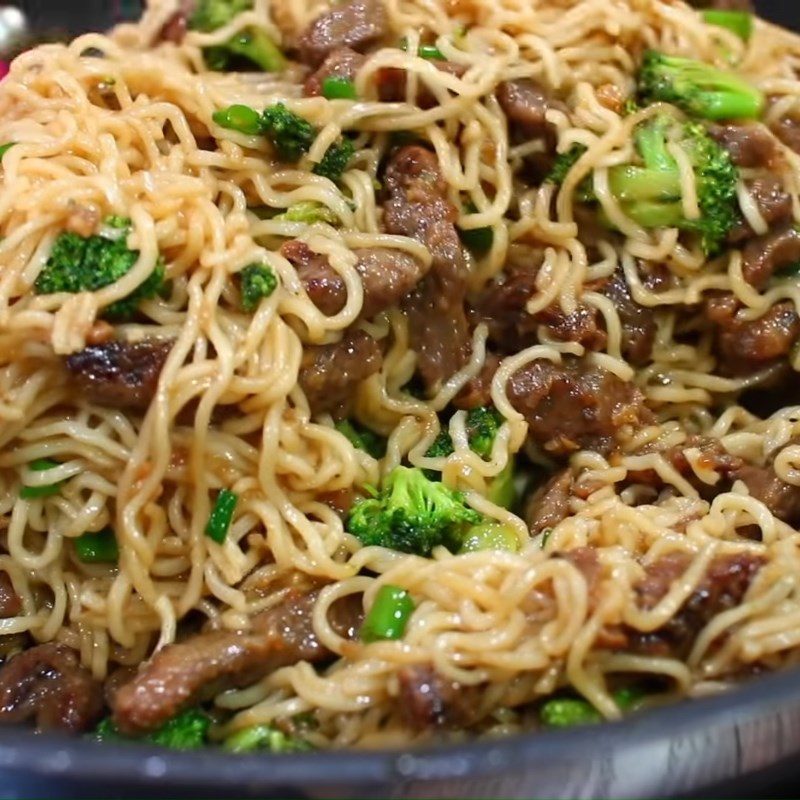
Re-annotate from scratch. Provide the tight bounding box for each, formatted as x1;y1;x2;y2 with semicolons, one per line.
0;0;800;750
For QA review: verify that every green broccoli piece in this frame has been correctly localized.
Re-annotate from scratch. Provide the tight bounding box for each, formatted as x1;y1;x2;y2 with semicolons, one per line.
638;50;763;120
540;688;646;728
702;9;753;42
190;0;286;73
223;724;313;754
335;420;387;459
347;466;481;556
603;115;739;254
34;220;165;320
547;144;588;186
313;138;355;182
425;406;505;461
274;201;337;225
261;103;316;162
425;427;455;460
239;263;278;312
93;709;210;750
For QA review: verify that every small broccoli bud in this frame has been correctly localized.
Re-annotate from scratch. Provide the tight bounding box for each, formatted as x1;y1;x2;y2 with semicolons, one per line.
335;420;386;459
546;144;589;187
313;138;355;182
261;103;316;162
274;201;337;225
224;724;313;753
92;708;210;750
239;263;278;312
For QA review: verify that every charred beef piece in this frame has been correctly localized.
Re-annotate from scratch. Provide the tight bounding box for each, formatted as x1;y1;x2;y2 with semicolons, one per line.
304;47;365;97
600;270;658;365
624;553;764;659
377;61;467;109
706;294;800;372
66;339;173;412
708;124;778;169
397;665;479;731
383;145;472;394
113;591;363;735
496;79;558;145
507;357;652;457
741;225;800;289
297;0;388;67
299;329;382;416
732;463;800;526
157;0;196;44
728;177;793;244
452;352;501;410
0;574;21;618
0;643;103;733
771;113;800;155
282;240;427;319
524;469;575;535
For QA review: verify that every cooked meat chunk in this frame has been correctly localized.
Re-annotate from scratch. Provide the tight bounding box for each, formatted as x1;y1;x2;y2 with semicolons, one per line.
383;145;471;393
473;266;606;354
771;114;800;155
0;574;21;618
496;79;557;144
0;643;103;733
66;339;173;412
452;353;501;410
524;469;574;535
732;463;800;526
297;0;387;67
558;546;601;598
283;240;427;319
507;357;651;457
377;61;467;108
708;124;778;169
298;329;382;416
728;177;793;243
707;294;800;371
304;47;365;97
601;270;658;365
157;0;195;44
397;665;478;731
626;553;763;659
113;591;362;734
741;224;800;289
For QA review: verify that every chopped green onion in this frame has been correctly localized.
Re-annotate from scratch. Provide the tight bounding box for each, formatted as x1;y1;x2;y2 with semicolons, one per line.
321;76;357;100
540;528;553;549
400;38;446;61
212;104;264;136
459;522;519;554
223;28;286;72
74;528;119;564
0;142;16;159
702;9;753;42
458;202;494;255
540;688;645;728
360;584;415;643
223;724;313;753
205;489;238;543
20;458;63;499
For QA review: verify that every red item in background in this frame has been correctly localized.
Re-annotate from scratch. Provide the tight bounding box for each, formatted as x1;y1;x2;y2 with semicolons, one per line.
0;61;9;80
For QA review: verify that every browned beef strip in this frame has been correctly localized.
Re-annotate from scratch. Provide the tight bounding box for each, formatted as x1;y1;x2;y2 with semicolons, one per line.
473;266;606;354
376;61;467;109
299;329;382;416
0;643;103;733
625;553;764;659
600;270;658;365
708;124;778;169
304;47;365;97
397;665;478;731
524;469;574;535
114;591;362;735
282;240;427;319
158;0;196;44
0;574;21;618
383;145;471;393
731;463;800;526
728;177;793;244
496;79;557;145
297;0;387;67
770;114;800;155
452;352;501;410
741;225;800;289
706;294;800;371
507;357;652;457
66;339;174;412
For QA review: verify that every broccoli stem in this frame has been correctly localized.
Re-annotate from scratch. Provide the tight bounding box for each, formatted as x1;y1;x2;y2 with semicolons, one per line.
360;585;416;642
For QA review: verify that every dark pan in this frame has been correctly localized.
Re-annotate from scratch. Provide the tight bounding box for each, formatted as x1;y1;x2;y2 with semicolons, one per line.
0;1;798;798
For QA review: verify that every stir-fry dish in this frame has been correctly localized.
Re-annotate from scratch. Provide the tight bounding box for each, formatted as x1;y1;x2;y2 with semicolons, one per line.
0;0;799;752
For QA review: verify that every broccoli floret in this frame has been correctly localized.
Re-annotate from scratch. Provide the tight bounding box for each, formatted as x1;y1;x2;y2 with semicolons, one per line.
261;103;316;162
190;0;286;72
603;116;739;254
425;406;504;461
347;466;481;556
274;201;337;224
224;724;313;753
35;221;165;320
638;50;763;120
93;709;210;750
313;138;355;182
239;263;278;312
547;144;588;186
335;420;386;459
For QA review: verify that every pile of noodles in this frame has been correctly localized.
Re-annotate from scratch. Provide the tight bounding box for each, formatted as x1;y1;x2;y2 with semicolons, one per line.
1;0;800;748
